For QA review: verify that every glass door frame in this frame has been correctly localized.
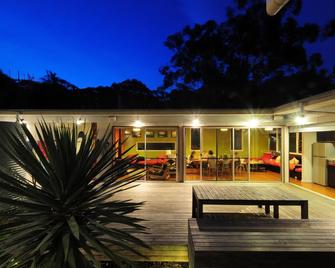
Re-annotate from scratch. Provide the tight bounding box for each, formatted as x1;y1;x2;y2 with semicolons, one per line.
184;126;284;182
112;125;179;182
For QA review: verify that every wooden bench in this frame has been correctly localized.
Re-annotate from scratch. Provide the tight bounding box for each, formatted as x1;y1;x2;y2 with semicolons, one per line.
188;218;335;268
192;185;309;219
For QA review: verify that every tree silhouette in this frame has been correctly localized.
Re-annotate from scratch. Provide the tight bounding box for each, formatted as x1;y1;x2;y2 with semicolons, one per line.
0;0;334;109
160;0;335;108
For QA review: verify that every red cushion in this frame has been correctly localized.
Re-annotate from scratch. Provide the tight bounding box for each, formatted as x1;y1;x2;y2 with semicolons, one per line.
262;152;272;162
137;159;168;166
295;168;302;172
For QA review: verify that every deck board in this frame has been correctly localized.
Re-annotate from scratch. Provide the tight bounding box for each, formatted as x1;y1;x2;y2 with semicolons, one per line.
188;218;335;267
109;181;335;262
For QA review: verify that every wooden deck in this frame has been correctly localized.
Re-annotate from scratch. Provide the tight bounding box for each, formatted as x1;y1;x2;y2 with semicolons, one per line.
112;181;335;263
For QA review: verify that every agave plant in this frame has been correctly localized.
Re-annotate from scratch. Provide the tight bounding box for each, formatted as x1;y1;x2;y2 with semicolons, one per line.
0;121;147;267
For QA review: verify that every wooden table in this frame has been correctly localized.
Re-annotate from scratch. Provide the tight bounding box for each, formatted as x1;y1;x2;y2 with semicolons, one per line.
188;218;335;268
192;185;308;219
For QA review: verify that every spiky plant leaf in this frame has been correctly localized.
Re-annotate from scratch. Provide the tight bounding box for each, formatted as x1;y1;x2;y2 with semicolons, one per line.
0;121;148;267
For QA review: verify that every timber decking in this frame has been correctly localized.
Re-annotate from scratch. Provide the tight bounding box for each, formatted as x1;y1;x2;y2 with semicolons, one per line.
188;217;335;268
110;182;335;262
192;185;308;219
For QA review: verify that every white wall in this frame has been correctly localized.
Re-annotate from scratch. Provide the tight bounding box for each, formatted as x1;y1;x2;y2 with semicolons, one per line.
302;132;316;182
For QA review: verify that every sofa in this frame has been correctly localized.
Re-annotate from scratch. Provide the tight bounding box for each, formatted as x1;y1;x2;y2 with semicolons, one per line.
261;152;302;180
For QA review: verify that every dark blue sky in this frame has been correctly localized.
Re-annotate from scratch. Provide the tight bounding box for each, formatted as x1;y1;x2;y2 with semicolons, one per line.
1;0;334;89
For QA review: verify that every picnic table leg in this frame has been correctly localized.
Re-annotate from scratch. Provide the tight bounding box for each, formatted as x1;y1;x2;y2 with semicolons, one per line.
273;205;279;218
192;190;197;218
265;205;270;214
197;201;203;218
301;202;309;219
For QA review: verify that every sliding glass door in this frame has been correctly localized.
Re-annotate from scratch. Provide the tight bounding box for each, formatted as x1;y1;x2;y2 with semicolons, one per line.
217;128;233;181
113;127;178;181
250;128;282;182
185;128;201;181
185;127;282;182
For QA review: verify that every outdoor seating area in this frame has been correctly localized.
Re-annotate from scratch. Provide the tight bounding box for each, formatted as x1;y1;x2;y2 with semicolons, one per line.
189;184;316;267
112;181;335;265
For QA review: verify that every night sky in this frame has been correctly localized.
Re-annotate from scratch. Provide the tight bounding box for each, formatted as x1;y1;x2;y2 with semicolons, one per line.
0;0;334;89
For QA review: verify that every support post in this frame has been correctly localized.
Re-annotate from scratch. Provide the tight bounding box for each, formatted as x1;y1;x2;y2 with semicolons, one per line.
177;126;185;182
282;126;290;183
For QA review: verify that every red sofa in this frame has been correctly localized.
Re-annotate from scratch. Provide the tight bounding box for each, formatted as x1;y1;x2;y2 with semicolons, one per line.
135;154;169;167
261;152;302;179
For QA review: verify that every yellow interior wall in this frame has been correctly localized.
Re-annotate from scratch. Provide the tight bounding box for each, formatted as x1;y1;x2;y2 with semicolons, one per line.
186;128;270;159
217;130;232;158
185;128;201;159
202;128;216;156
120;127;271;160
250;128;269;158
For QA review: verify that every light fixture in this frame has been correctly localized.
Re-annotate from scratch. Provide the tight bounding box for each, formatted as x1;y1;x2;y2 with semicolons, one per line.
192;118;201;127
246;119;259;128
133;119;144;128
295;115;307;125
264;127;273;131
220;128;228;132
132;128;141;132
76;118;84;125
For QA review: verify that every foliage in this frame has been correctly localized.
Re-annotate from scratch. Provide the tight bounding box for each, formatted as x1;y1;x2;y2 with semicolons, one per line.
0;0;334;109
160;0;335;107
0;121;147;267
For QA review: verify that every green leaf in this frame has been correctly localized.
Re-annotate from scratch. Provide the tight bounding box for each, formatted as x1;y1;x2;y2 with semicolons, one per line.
0;121;146;267
62;232;70;261
67;216;80;240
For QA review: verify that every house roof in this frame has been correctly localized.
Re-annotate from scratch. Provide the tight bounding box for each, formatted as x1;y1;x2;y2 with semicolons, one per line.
0;89;334;128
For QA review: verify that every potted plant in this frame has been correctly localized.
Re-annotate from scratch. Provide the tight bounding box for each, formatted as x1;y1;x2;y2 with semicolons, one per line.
0;121;147;267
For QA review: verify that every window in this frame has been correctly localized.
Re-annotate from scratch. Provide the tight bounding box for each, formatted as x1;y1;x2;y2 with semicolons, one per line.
317;131;335;142
289;133;297;153
289;132;302;153
191;128;200;150
269;133;276;151
231;129;242;150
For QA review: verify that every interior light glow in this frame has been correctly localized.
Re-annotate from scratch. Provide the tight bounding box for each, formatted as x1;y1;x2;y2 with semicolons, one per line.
192;119;201;127
76;118;84;125
133;119;144;128
295;115;307;125
132;128;141;132
264;127;273;131
220;128;228;132
246;119;259;128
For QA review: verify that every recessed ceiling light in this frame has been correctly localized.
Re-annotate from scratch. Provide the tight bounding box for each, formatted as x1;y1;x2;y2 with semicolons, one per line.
220;128;228;132
246;119;259;128
133;120;144;128
76;118;84;125
192;119;201;127
295;115;307;125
